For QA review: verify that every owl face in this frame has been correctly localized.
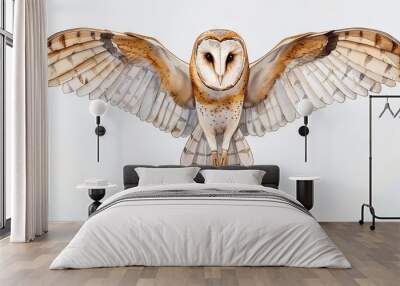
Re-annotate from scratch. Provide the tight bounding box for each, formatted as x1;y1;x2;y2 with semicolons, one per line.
194;36;246;91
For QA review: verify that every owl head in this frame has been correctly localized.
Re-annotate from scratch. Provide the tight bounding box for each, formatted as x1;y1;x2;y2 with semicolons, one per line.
191;29;248;91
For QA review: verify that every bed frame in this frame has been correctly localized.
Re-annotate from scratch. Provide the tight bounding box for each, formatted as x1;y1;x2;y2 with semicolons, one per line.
123;165;280;189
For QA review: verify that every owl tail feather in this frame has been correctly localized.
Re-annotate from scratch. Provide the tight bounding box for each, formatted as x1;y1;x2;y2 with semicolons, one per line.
180;125;254;166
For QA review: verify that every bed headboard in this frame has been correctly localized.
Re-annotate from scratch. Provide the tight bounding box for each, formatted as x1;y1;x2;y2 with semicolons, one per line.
123;165;280;189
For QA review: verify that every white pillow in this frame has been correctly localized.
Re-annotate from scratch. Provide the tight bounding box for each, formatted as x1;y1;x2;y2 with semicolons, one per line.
135;167;200;186
200;169;266;185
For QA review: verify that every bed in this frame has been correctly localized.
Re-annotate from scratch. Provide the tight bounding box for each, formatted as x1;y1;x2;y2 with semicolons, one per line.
50;165;350;269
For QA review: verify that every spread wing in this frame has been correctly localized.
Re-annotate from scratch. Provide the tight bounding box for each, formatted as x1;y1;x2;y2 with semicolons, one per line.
241;28;400;136
48;28;197;137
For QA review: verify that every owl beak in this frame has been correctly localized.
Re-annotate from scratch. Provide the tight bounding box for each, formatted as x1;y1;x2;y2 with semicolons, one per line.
218;75;223;85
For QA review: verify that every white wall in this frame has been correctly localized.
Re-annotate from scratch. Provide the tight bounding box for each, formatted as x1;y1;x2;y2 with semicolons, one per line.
47;0;400;221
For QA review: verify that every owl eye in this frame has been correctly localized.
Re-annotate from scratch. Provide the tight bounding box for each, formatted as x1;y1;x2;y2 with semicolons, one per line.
226;53;234;63
204;52;214;62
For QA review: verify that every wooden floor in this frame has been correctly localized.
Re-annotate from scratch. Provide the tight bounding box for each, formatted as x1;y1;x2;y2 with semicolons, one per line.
0;222;399;286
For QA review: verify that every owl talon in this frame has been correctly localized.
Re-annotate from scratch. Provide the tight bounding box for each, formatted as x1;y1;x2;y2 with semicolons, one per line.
220;150;228;166
211;151;219;167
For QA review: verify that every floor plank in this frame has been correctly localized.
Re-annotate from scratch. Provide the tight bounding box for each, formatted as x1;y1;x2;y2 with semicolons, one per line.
0;222;399;286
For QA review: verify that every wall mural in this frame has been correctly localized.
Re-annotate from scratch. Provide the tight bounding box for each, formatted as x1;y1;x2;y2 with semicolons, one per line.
48;28;400;166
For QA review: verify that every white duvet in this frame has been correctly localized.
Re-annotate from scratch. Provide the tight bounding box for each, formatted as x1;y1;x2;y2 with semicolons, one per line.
50;183;350;269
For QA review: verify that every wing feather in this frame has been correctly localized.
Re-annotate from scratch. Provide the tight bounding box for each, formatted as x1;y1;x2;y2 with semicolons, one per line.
172;109;190;137
108;66;139;106
166;105;183;133
89;62;126;100
49;51;110;86
147;91;166;122
58;53;113;93
293;68;326;108
48;29;102;52
287;71;307;101
160;100;176;131
48;40;104;65
76;57;120;96
127;72;155;115
182;110;198;137
87;58;123;96
320;57;368;97
336;46;400;81
337;40;399;68
61;82;74;94
307;62;346;103
49;46;107;81
264;100;279;131
251;107;265;136
269;91;286;128
337;29;400;53
245;107;256;136
117;67;146;109
256;100;272;132
49;51;112;89
281;73;301;107
154;95;170;128
274;79;297;122
315;61;357;100
327;53;381;93
299;65;334;105
138;78;161;121
332;50;396;87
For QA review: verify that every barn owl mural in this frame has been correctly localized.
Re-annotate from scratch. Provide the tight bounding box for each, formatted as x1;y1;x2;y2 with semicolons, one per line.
48;27;400;166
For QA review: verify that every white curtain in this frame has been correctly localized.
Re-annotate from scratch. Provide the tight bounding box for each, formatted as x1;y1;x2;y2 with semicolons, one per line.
8;0;48;242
